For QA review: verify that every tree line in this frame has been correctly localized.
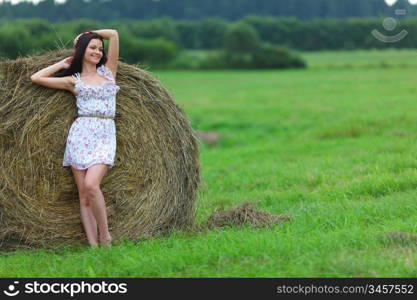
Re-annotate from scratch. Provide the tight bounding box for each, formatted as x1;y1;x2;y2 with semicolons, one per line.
2;16;417;69
0;0;416;21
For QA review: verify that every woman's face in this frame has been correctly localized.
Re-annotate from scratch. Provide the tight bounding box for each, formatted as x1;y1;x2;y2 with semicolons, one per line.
84;39;103;64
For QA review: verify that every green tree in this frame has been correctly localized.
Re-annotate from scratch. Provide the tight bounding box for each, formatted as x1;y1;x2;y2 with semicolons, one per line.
224;22;261;54
0;25;32;58
197;18;229;49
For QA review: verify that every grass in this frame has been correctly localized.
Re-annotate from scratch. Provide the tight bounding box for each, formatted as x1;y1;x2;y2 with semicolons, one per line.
167;48;417;70
2;48;417;277
301;48;417;69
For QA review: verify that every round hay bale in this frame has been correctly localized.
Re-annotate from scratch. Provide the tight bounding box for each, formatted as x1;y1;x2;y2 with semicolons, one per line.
0;49;200;250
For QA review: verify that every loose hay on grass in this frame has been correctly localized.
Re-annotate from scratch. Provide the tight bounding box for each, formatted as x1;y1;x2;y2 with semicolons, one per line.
0;49;200;250
382;232;417;246
205;201;290;229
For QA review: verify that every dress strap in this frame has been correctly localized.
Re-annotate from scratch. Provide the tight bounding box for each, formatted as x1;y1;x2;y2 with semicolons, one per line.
97;64;116;83
72;72;82;93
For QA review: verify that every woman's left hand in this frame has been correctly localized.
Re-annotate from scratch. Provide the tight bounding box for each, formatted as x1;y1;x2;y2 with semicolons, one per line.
73;33;82;46
73;31;92;46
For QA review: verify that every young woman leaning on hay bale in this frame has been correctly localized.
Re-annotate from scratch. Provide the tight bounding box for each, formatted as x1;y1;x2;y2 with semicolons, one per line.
30;29;120;248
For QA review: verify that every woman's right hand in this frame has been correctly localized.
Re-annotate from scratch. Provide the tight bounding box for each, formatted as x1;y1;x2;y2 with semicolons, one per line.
59;56;73;69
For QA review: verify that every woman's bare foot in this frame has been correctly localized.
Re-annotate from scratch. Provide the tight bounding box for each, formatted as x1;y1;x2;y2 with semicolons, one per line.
100;235;112;248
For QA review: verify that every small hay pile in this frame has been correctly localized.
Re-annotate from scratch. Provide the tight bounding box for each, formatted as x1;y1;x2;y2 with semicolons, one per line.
382;232;417;246
205;202;290;229
0;49;200;249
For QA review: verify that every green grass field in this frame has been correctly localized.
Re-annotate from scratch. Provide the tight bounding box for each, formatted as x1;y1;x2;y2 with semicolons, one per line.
301;48;417;69
2;49;417;277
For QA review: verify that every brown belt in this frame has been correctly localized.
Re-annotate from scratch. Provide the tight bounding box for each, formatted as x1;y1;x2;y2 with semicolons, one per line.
78;114;114;120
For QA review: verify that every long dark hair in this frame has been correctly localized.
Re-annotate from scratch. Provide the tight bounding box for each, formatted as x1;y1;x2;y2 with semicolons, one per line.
54;31;108;77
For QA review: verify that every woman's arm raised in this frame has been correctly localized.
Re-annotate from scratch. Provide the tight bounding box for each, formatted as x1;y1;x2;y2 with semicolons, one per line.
30;57;75;94
91;29;119;78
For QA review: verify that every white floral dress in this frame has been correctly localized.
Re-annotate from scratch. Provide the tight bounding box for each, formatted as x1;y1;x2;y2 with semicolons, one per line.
62;64;120;170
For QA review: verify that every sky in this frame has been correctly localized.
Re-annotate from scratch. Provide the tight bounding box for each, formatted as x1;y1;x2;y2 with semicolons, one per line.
386;0;417;4
0;0;66;4
1;0;417;5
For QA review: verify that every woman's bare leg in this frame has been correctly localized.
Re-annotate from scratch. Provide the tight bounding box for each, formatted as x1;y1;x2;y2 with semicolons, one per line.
84;164;112;247
71;167;98;247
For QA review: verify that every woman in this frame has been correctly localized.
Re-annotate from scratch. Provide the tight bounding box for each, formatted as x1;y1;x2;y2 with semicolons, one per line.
30;29;120;248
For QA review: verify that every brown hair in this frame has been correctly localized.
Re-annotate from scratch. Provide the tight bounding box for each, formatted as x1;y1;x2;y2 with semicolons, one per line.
53;31;108;77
